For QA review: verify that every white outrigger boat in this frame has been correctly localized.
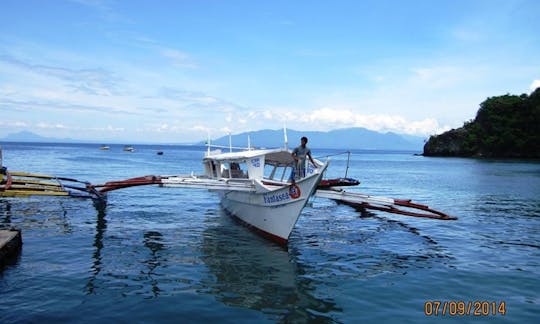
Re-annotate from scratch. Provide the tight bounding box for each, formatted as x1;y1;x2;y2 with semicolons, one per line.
100;143;328;245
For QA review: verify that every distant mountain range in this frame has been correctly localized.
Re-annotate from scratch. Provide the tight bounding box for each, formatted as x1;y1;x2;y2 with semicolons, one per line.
1;131;78;143
1;128;425;150
205;128;424;150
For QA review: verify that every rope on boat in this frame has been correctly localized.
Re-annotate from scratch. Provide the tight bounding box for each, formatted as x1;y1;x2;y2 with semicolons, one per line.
314;151;352;178
316;151;352;178
314;150;351;159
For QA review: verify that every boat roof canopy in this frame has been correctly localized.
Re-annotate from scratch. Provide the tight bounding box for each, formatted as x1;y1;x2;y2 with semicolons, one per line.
204;148;294;166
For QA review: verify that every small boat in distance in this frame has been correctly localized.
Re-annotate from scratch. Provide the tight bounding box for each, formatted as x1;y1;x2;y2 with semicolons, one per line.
123;145;135;152
157;151;164;155
99;145;110;150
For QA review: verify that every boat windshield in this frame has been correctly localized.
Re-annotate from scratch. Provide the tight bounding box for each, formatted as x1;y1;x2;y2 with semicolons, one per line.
264;163;293;183
219;161;249;179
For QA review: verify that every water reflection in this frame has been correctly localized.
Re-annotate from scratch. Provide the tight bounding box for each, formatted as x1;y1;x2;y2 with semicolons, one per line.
142;230;166;298
354;207;440;246
84;200;169;298
86;200;107;294
291;204;454;282
0;200;12;229
200;212;342;322
0;197;73;233
0;200;21;267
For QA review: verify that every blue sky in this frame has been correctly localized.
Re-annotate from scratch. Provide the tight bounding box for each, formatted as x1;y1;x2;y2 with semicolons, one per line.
1;0;539;143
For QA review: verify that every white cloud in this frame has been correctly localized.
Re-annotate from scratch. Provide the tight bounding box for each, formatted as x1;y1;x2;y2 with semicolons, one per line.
157;124;169;132
160;49;197;69
0;120;29;128
36;122;68;129
530;80;540;91
104;125;124;132
237;106;446;136
0;54;120;97
191;125;211;133
408;65;479;89
70;0;130;23
1;37;471;142
286;107;445;135
308;108;356;125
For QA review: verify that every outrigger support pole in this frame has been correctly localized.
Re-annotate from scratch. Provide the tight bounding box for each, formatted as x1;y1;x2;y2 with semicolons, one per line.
0;169;105;200
91;175;163;193
315;188;457;220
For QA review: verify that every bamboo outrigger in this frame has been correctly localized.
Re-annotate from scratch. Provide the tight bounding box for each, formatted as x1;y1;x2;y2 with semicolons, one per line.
0;169;103;199
90;175;456;220
0;147;102;199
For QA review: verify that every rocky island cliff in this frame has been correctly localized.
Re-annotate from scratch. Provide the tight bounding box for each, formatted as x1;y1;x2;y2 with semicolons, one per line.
423;88;540;158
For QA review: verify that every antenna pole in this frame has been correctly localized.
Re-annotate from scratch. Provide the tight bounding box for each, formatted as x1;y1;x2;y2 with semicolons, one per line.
229;132;232;153
283;126;288;150
207;132;211;155
247;135;251;151
345;151;350;178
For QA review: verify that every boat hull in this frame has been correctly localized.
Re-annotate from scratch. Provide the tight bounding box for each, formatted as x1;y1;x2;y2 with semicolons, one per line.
218;172;323;245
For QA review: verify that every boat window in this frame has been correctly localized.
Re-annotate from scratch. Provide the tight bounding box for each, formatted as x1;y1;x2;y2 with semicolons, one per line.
264;165;292;182
220;163;229;178
279;166;291;182
264;164;277;179
210;161;218;178
230;162;249;178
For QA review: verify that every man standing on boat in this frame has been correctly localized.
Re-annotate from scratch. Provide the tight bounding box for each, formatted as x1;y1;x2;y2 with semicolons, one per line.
292;136;318;180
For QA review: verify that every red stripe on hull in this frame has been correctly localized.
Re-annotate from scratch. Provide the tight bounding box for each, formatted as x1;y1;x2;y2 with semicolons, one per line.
224;210;289;248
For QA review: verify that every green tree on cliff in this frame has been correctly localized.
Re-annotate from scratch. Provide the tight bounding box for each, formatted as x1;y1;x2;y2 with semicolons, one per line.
424;88;540;158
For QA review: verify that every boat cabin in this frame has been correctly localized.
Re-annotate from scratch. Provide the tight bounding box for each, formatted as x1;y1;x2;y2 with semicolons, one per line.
203;148;316;183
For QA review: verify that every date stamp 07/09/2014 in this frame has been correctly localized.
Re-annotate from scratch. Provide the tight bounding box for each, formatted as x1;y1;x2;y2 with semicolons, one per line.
424;301;507;317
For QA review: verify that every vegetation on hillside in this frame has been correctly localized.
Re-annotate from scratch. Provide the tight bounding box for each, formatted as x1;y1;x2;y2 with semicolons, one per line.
424;88;540;158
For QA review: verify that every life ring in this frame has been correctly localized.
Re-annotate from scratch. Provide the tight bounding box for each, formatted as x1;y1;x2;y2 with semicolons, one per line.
289;184;301;199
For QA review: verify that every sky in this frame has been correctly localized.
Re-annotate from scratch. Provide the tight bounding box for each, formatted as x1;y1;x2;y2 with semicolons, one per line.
1;0;539;143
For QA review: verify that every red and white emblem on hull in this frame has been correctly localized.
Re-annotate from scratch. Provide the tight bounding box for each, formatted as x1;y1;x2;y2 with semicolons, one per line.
288;184;301;199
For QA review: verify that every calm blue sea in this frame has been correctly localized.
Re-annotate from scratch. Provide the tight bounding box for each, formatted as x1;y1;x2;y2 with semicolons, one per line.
1;142;539;323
